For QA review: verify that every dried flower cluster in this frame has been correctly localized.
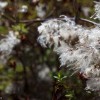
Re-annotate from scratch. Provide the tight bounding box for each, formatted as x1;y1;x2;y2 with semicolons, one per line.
0;31;20;64
37;2;100;91
93;1;100;19
36;3;46;18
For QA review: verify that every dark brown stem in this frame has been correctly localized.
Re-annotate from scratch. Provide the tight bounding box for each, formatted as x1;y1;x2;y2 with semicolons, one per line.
79;18;100;26
73;0;80;23
2;12;100;27
2;14;16;23
52;80;57;100
23;17;100;28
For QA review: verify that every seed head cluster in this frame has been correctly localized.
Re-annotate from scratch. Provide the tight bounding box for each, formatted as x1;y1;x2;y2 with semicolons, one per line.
37;2;100;91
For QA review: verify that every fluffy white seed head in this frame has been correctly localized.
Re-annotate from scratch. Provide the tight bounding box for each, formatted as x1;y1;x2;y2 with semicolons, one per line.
37;2;100;91
93;1;100;19
0;31;20;64
86;78;100;91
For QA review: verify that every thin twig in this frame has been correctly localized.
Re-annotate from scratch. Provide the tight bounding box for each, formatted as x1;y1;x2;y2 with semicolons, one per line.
20;19;46;23
80;18;100;26
22;17;100;27
2;14;16;23
2;12;100;27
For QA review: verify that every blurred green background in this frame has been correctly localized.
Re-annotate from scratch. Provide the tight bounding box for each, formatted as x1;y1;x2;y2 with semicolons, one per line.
0;0;99;100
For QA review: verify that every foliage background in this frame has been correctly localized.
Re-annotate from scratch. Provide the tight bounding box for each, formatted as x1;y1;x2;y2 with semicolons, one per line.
0;0;99;100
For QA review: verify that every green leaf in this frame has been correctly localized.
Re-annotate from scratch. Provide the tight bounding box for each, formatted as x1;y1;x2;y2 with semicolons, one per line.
0;26;8;34
16;63;23;72
12;23;28;33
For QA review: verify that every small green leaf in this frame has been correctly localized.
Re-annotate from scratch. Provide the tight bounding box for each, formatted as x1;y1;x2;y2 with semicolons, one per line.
53;76;59;79
0;26;8;34
12;23;28;33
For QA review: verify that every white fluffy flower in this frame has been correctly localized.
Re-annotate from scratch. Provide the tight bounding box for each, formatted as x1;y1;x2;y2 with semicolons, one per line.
82;7;90;17
37;2;100;91
92;1;100;19
0;31;20;64
36;3;46;18
0;1;8;9
86;78;100;91
0;1;8;14
18;5;28;13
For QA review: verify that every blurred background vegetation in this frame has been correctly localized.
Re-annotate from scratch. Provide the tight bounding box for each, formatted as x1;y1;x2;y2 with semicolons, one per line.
0;0;100;100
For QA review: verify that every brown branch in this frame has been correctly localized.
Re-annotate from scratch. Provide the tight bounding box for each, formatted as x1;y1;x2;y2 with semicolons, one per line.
79;18;100;26
2;13;100;27
22;17;100;27
2;14;16;23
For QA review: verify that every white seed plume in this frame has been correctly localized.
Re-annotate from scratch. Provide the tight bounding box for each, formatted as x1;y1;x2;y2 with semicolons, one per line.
0;1;8;9
0;1;8;14
36;3;46;18
86;78;100;91
92;1;100;19
18;5;28;13
0;31;20;64
37;2;100;91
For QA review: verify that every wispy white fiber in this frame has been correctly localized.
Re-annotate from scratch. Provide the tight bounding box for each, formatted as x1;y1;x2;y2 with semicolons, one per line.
37;2;100;91
93;1;100;19
0;31;20;64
